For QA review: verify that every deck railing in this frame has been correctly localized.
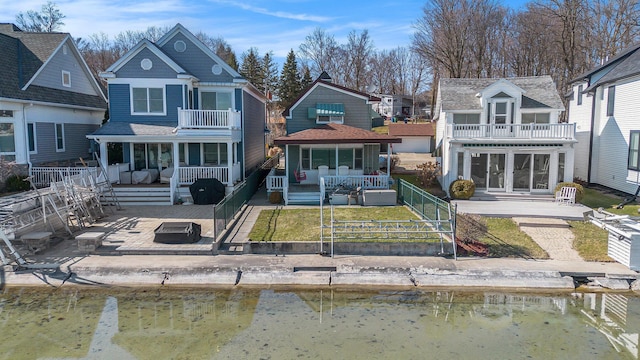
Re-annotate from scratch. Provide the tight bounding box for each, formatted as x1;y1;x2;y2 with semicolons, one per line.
322;175;390;190
29;167;98;188
266;168;287;192
448;123;575;140
177;108;241;129
178;166;229;185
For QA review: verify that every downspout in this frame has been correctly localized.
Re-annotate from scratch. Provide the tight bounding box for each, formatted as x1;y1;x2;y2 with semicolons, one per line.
587;87;597;184
23;104;33;170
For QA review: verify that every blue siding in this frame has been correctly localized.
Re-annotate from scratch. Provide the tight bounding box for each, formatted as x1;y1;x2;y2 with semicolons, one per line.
107;84;182;123
235;88;242;111
115;48;178;78
242;90;266;175
159;32;235;83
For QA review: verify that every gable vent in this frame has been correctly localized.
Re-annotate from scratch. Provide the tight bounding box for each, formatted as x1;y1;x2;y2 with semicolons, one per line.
174;40;186;52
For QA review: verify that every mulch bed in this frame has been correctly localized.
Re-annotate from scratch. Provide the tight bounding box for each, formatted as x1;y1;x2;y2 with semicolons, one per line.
456;238;489;257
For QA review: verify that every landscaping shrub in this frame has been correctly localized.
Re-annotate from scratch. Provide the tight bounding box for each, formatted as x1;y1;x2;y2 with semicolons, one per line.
380;155;400;171
554;181;584;202
416;161;441;187
4;174;30;192
449;179;475;199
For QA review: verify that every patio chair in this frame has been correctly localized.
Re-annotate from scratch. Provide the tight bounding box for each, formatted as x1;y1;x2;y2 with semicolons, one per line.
555;186;576;205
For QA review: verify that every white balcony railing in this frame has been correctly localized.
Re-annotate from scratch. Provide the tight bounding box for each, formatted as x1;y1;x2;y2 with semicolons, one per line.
177;108;241;129
448;123;575;140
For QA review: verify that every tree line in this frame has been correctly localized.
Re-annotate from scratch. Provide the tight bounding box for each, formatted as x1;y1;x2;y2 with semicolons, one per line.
15;1;640;117
413;0;640;114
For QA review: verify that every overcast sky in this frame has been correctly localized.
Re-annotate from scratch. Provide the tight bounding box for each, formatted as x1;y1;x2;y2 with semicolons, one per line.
0;0;528;64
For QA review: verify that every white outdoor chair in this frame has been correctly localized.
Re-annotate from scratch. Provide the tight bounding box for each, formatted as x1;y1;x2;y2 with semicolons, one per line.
555;186;576;205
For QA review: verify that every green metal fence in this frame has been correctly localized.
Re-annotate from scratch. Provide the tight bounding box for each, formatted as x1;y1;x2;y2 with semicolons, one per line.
396;178;457;258
213;168;269;240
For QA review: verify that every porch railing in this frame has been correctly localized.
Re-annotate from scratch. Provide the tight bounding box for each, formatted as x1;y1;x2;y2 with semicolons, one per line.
178;166;229;185
266;168;287;192
177;108;241;129
322;175;390;190
29;167;98;188
447;123;575;140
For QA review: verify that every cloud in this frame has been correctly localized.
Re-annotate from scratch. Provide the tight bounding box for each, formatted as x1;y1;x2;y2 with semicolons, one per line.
208;0;332;22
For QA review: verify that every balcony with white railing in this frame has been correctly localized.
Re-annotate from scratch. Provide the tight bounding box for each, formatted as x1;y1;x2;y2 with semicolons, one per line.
447;123;576;142
177;108;242;130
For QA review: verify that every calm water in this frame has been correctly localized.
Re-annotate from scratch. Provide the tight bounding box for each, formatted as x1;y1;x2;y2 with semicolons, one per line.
0;287;638;360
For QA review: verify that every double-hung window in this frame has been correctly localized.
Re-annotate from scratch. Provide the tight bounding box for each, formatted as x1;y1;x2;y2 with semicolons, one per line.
629;131;640;171
132;87;164;114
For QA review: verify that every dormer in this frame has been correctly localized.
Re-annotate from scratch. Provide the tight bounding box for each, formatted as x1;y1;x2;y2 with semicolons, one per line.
476;79;525;125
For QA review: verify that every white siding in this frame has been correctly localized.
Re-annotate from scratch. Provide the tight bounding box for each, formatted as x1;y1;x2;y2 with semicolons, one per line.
567;81;593;181
393;137;431;153
593;78;640;194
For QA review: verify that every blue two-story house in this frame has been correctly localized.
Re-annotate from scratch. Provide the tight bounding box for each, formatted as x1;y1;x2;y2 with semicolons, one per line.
89;24;266;202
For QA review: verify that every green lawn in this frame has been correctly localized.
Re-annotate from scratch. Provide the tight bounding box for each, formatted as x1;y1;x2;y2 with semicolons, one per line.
581;187;640;216
249;206;420;242
480;218;549;259
567;220;613;262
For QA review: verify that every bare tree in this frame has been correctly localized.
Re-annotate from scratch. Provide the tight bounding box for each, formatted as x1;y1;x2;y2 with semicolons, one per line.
15;1;65;32
588;0;640;65
299;27;339;77
343;30;374;91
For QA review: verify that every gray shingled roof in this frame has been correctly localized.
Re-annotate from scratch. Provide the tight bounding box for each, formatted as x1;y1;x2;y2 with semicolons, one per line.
439;76;564;111
585;46;640;91
0;24;106;109
90;121;177;137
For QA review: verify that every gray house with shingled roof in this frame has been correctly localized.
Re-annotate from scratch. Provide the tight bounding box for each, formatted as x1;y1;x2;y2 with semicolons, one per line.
0;23;107;169
435;76;574;197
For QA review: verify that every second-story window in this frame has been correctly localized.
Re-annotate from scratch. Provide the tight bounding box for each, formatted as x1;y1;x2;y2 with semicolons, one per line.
577;85;583;105
521;113;550;124
62;70;71;87
132;87;164;114
606;86;615;116
315;103;344;124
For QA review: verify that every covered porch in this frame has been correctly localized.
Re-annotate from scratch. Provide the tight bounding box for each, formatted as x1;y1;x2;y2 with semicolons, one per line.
87;121;243;204
267;123;401;205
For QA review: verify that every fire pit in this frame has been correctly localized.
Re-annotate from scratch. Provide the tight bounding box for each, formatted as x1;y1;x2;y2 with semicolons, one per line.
153;222;201;244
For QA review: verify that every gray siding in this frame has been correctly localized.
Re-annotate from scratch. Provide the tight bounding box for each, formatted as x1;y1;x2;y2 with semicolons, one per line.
242;90;266;175
115;48;178;78
159;32;235;83
31;39;98;96
288;85;372;134
31;122;98;165
108;83;182;123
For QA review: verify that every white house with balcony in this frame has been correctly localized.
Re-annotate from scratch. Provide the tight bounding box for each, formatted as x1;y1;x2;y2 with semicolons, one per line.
88;24;266;204
435;76;574;196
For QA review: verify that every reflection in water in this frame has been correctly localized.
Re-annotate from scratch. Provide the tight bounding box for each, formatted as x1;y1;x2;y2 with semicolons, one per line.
0;288;638;359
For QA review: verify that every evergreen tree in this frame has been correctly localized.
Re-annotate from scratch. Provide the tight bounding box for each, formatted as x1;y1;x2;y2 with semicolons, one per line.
216;43;238;71
240;47;264;92
262;51;279;98
300;65;313;90
278;50;302;108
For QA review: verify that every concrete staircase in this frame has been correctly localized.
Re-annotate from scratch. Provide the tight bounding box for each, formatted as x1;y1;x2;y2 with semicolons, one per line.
286;191;323;205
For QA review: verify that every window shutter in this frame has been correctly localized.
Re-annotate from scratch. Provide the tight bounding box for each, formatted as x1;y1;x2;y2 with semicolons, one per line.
308;107;317;119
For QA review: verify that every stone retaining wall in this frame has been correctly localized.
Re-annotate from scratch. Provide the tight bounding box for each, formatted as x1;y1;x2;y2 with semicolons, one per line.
245;241;454;256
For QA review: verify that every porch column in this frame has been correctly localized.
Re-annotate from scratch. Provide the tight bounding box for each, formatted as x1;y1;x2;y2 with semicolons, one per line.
565;147;575;184
172;141;179;183
99;141;108;170
335;145;339;174
227;140;233;185
387;143;392;174
285;144;289;179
